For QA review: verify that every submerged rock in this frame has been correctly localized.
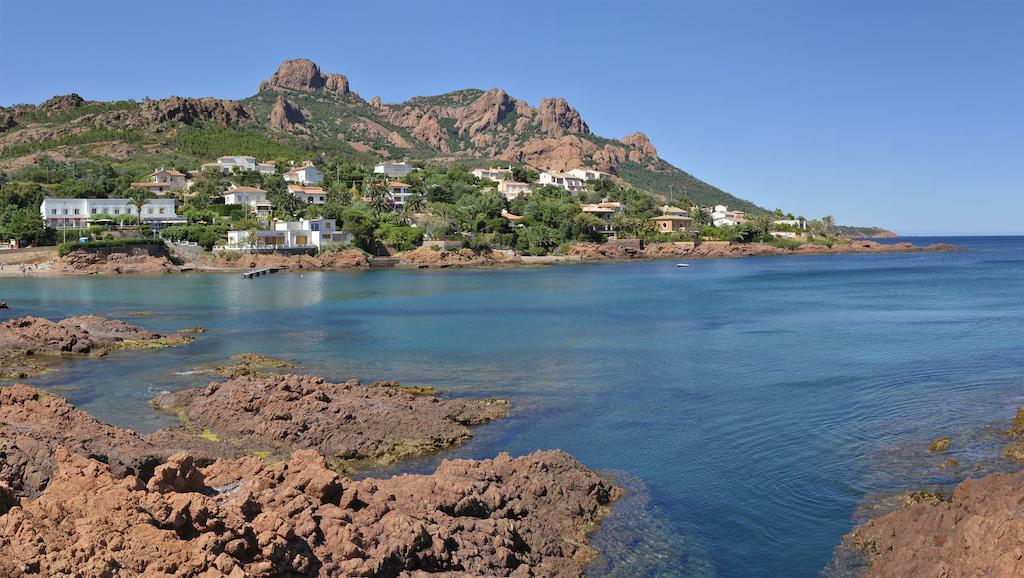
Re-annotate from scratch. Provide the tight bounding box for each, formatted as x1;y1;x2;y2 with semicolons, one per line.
153;374;510;469
927;436;951;453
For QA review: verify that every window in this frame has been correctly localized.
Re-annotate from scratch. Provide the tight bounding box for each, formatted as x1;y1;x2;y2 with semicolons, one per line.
91;208;97;214
147;208;154;214
74;208;80;215
51;209;57;215
318;196;324;202
114;209;120;215
62;209;68;215
311;223;320;231
159;207;165;214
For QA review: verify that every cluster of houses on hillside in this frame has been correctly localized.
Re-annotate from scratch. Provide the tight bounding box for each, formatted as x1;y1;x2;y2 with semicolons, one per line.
467;166;610;200
39;154;808;253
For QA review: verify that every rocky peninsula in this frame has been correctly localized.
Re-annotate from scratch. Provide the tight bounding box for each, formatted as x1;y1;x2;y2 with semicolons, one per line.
153;373;509;469
0;315;194;379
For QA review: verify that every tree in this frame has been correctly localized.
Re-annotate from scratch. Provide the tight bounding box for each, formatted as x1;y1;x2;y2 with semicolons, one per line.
0;205;49;246
690;205;712;227
125;188;153;230
405;192;427;213
246;227;261;251
749;213;775;241
822;215;835;236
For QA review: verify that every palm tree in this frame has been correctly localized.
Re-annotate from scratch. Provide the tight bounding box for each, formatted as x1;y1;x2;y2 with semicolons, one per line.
690;205;712;227
125;188;152;233
405;192;427;214
246;227;261;252
822;215;835;237
749;213;775;241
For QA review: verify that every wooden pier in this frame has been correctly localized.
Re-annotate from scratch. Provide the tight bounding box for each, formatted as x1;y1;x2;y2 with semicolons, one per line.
240;267;279;278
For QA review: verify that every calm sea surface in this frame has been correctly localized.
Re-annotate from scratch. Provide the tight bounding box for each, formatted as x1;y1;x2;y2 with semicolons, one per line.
3;236;1024;576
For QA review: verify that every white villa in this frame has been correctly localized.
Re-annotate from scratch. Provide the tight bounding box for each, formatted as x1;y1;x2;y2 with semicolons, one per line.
224;186;273;222
373;161;413;179
149;169;187;190
287;184;327;205
567;168;610;182
128;181;177;196
41;198;180;227
226;218;349;250
472;167;512;181
388;182;413;209
283;164;324;185
201;156;276;175
498;180;532;200
538;171;586;193
223;186;267;206
580;201;624;234
773;218;807;229
712;205;748;227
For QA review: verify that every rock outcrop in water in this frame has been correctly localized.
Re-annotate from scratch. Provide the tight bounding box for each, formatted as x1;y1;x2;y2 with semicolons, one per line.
153;374;509;468
565;239;961;262
0;384;226;498
0;380;617;576
0;315;194;378
845;468;1024;577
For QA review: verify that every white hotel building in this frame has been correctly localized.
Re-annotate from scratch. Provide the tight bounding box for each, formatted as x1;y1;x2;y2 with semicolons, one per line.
40;198;180;227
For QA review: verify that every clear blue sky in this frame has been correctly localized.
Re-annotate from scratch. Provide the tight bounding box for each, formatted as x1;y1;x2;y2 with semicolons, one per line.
2;0;1021;235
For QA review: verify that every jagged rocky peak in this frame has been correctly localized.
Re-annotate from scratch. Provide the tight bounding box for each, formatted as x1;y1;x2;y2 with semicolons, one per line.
270;95;307;132
140;96;252;127
39;93;86;114
620;131;658;158
259;58;349;95
537;97;589;137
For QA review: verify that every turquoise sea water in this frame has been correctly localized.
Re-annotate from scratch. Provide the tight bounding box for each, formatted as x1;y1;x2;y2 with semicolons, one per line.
3;236;1024;576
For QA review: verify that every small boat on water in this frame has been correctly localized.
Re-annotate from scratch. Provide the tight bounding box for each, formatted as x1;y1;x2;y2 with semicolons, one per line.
675;263;690;268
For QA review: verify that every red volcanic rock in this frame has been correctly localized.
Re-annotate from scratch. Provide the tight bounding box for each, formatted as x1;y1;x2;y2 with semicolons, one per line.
0;384;226;498
269;95;308;132
0;447;618;577
152;374;510;466
398;245;519;267
0;315;192;378
537;97;590;137
140;95;252;127
210;249;369;271
259;58;349;95
845;469;1024;576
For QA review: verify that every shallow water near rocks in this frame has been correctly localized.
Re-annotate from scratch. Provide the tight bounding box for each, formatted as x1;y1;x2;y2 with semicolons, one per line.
3;236;1024;576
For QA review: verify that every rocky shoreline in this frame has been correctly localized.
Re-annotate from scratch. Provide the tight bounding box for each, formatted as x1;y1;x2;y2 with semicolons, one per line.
839;403;1024;576
2;238;960;276
0;315;620;576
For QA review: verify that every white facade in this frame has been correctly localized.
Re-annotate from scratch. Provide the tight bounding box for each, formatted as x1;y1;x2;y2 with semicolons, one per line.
147;169;187;190
128;182;176;196
226;218;349;250
202;156;276;175
287;185;327;205
773;218;807;230
373;162;413;179
711;205;747;227
223;187;268;206
388;182;412;209
498;181;532;200
537;171;586;193
472;167;512;181
283;165;324;185
567;168;610;182
41;198;179;227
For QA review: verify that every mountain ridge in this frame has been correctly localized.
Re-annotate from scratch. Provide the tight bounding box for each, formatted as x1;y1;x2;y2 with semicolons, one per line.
0;58;763;212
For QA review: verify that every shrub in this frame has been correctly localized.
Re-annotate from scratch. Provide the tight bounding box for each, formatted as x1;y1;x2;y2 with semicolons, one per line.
57;238;158;257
